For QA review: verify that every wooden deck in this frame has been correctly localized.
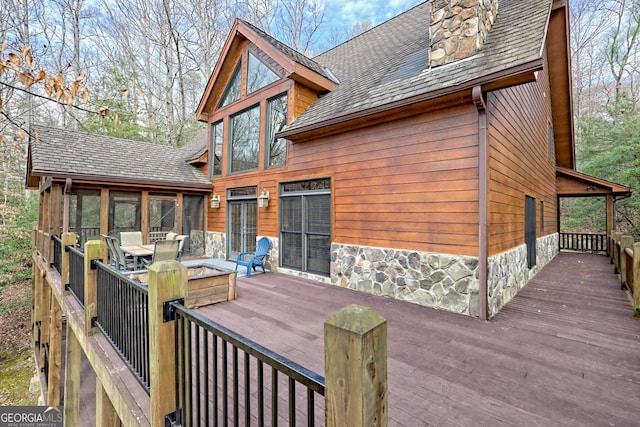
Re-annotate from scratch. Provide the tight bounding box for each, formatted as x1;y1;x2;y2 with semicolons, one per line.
197;253;640;426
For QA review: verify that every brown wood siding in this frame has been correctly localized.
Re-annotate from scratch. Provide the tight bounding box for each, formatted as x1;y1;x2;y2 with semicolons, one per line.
209;105;481;256
487;51;558;256
292;83;318;118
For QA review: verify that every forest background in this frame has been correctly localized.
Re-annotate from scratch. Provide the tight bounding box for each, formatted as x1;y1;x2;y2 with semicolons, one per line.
0;0;639;402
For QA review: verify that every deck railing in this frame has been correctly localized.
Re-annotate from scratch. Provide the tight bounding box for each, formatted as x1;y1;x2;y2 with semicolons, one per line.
171;304;325;426
95;261;150;391
67;245;85;305
559;232;607;253
51;235;62;273
32;232;389;426
608;233;640;318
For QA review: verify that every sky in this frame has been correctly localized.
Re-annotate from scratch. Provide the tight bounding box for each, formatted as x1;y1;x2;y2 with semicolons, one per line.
324;0;424;27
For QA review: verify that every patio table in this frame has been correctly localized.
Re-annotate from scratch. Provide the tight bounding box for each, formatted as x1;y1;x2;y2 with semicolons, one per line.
121;244;154;270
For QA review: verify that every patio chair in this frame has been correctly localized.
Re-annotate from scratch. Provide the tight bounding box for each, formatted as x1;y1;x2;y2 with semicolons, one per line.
120;231;143;246
166;231;177;241
101;234;117;267
108;236;136;271
142;239;180;267
235;237;270;278
175;235;188;260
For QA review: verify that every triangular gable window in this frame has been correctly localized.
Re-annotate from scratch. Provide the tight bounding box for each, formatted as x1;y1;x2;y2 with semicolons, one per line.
247;52;279;94
218;61;242;108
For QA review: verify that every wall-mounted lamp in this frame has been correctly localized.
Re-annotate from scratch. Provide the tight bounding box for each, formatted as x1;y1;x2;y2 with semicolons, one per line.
210;192;221;209
258;188;270;208
586;185;597;191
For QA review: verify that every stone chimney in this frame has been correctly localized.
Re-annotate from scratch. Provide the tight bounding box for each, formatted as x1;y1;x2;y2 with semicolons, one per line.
430;0;499;67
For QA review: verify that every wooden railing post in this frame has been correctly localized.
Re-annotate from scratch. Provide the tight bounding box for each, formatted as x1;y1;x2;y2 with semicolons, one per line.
84;240;102;336
613;232;622;274
633;243;640;319
621;236;633;290
324;304;388;427
148;260;187;427
60;233;76;293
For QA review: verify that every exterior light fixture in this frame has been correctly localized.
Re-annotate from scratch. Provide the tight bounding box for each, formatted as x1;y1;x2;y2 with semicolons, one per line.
210;192;221;209
258;188;270;208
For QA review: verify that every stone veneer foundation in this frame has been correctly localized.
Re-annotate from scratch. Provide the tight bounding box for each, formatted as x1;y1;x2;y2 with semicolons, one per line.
332;244;481;316
205;232;559;318
487;233;558;317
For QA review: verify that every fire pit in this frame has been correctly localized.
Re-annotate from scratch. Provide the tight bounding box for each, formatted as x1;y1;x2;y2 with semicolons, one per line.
128;264;237;309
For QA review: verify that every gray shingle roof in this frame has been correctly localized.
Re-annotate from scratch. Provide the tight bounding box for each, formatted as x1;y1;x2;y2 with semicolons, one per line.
283;0;552;134
29;125;212;190
181;128;208;162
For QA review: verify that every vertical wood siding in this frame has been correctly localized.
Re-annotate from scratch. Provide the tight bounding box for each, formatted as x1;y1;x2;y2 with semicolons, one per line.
486;51;558;256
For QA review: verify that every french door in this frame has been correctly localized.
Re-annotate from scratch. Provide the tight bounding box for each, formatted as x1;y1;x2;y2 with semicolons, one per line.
228;200;257;260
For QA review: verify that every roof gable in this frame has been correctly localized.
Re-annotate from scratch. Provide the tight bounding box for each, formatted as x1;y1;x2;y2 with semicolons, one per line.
196;19;337;121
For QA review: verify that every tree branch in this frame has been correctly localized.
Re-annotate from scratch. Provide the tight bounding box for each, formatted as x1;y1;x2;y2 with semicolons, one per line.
0;80;98;115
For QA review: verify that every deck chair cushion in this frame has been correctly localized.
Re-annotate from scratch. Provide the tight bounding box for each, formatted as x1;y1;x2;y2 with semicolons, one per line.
142;239;180;267
120;231;143;246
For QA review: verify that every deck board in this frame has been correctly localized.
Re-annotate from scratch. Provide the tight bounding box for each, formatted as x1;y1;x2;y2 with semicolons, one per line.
197;252;640;426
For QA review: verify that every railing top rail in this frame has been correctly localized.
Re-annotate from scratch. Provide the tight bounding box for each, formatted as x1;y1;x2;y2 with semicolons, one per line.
560;232;607;236
66;244;84;257
172;302;325;395
625;247;634;258
95;261;148;295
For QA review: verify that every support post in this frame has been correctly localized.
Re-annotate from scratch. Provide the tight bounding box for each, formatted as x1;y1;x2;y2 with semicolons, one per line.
63;323;81;426
633;243;640;319
84;240;102;336
96;377;120;427
32;256;43;350
324;304;387;427
148;260;187;427
620;236;633;290
39;266;51;370
47;297;62;406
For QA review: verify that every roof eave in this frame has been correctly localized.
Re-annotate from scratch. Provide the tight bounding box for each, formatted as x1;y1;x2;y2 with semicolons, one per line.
279;58;544;140
29;170;213;192
556;166;633;197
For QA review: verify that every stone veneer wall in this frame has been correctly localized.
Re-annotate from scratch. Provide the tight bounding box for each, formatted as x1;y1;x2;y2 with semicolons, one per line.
188;230;204;256
487;233;558;317
430;0;499;67
205;231;226;260
331;244;480;316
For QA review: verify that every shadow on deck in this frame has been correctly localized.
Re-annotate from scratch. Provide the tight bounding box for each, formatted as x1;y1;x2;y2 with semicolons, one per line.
195;252;640;426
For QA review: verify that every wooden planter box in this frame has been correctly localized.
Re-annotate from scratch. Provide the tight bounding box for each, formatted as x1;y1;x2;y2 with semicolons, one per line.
129;265;237;309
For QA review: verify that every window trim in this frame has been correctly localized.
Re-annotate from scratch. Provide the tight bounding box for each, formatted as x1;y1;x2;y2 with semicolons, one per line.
247;52;280;95
217;61;242;109
229;104;261;174
265;93;288;169
210;120;224;177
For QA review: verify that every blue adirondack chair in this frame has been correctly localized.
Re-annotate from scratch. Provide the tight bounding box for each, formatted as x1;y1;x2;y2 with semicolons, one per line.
236;237;270;278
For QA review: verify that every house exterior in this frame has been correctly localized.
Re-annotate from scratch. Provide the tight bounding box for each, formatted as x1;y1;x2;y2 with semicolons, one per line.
25;0;632;320
192;0;603;319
